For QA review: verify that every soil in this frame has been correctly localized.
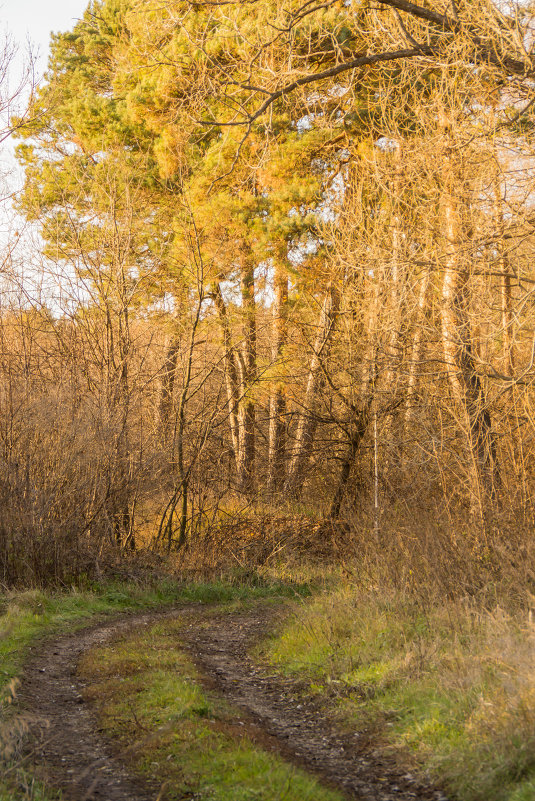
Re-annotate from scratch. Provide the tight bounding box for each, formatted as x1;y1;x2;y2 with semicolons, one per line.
19;604;448;801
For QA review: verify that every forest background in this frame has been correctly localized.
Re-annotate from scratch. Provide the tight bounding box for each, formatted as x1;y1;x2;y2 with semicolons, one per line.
1;0;534;589
2;2;535;798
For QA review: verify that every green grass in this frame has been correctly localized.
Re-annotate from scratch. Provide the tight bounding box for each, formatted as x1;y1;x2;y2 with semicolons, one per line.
0;778;60;801
78;619;344;801
0;576;311;693
261;588;535;801
9;572;535;800
0;574;312;801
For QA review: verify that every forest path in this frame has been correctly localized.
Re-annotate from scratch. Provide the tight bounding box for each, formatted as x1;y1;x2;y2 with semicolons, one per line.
20;603;446;801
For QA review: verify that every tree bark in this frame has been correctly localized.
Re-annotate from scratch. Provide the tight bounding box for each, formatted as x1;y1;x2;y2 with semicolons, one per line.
159;334;180;429
268;265;288;493
492;166;515;377
213;281;240;466
377;153;406;469
439;118;496;519
384;147;405;394
403;267;431;429
236;260;256;494
329;401;372;519
285;283;340;495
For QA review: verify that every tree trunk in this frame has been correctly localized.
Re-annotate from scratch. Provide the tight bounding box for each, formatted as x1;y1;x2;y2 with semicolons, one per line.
268;265;288;493
285;283;340;495
213;281;240;466
439;119;496;519
329;401;372;519
111;271;134;550
159;334;180;429
236;260;256;494
492;166;515;377
403;267;431;429
383;147;405;394
378;153;406;470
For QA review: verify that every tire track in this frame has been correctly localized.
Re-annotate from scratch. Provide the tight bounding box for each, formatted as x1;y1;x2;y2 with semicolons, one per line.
18;604;446;801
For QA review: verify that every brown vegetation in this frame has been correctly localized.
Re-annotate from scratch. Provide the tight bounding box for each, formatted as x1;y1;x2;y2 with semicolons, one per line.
0;0;535;608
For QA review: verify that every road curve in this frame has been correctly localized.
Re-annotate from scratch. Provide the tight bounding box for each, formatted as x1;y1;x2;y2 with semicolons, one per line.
19;604;446;801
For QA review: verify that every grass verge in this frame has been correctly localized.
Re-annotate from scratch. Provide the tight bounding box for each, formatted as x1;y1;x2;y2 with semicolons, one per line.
260;587;535;801
77;618;344;801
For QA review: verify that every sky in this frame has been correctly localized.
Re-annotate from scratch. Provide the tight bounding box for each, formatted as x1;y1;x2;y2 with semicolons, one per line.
1;0;88;74
0;2;89;294
1;0;89;191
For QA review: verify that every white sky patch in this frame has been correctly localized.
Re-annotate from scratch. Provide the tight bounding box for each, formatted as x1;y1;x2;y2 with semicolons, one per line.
376;136;399;152
1;0;88;248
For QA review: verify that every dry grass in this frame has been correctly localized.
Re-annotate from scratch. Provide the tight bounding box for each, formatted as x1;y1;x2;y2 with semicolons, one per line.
261;585;535;800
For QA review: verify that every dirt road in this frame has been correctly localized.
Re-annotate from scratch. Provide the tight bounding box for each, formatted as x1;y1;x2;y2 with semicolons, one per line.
20;604;446;801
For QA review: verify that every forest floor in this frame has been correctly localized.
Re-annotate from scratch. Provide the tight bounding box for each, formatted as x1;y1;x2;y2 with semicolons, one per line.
17;601;445;801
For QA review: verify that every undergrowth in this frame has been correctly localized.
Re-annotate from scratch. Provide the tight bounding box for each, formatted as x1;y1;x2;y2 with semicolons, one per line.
261;586;535;801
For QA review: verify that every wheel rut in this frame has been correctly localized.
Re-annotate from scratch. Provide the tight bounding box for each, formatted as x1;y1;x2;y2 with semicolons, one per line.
19;604;447;801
